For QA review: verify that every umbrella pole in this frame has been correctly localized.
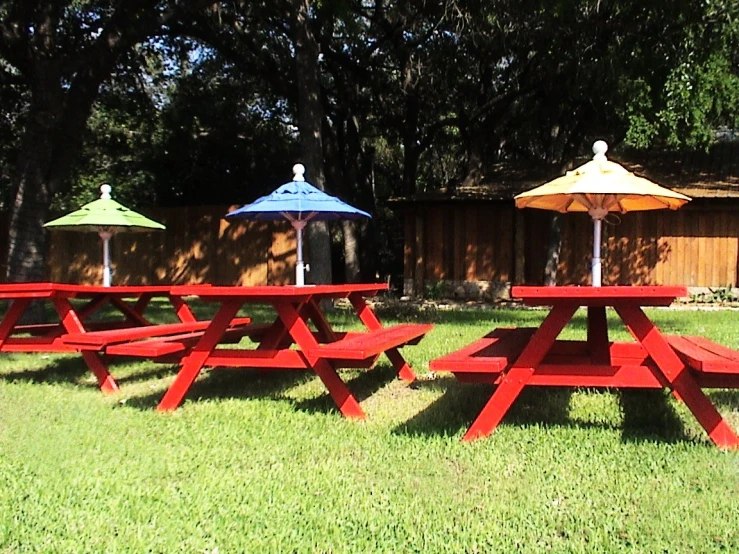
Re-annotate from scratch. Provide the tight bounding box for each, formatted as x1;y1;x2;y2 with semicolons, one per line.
592;217;604;287
99;230;113;287
293;221;307;286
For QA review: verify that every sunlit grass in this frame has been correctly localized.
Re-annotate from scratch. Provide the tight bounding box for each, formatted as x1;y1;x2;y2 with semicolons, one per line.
1;301;738;553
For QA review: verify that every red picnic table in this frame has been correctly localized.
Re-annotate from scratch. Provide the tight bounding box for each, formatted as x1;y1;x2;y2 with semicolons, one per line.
0;283;204;393
431;285;739;449
152;283;433;417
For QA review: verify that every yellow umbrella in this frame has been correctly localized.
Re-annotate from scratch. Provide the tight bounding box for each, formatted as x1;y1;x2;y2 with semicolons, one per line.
515;141;691;286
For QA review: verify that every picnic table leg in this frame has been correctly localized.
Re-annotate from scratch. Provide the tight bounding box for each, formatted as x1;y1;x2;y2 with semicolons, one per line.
463;305;576;441
80;351;119;393
257;313;293;350
383;348;415;382
134;293;197;324
157;301;242;411
108;296;152;326
0;298;30;347
587;306;611;365
52;297;119;393
302;299;338;342
169;295;198;323
133;293;154;315
615;305;739;449
348;293;416;382
36;294;113;339
74;294;112;321
275;302;365;419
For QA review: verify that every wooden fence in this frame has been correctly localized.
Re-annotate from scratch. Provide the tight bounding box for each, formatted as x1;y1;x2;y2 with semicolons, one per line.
1;205;298;286
403;201;739;291
2;201;736;291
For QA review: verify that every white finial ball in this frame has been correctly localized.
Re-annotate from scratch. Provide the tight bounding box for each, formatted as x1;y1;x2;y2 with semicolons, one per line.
292;163;306;181
100;184;112;199
592;140;608;160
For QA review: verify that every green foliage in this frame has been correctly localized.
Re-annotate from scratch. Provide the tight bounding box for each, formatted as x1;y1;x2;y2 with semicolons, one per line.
59;54;162;211
621;1;739;149
621;79;657;149
424;280;446;300
657;54;739;148
689;286;738;305
149;47;299;206
0;79;26;210
3;0;739;281
1;304;738;552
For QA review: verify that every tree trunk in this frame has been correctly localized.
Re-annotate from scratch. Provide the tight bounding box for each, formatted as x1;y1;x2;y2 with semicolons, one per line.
401;92;420;197
544;214;562;286
357;147;377;281
6;113;57;283
341;220;361;283
290;0;332;284
5;56;69;283
458;118;486;188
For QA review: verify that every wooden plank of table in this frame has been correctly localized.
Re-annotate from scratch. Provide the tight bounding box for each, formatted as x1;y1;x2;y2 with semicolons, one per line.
511;286;688;306
306;323;432;360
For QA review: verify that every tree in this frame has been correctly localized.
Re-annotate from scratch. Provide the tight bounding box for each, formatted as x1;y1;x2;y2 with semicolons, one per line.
167;0;335;283
0;0;216;283
287;0;332;284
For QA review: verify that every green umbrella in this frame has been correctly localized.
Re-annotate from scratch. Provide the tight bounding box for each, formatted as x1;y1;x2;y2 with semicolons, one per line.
44;184;165;286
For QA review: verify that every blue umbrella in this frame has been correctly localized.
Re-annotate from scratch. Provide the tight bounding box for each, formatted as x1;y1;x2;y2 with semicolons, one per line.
226;164;371;285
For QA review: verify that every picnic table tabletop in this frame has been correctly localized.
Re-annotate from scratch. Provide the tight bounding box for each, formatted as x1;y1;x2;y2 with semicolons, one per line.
0;282;197;298
431;284;738;449
511;285;688;305
169;283;389;300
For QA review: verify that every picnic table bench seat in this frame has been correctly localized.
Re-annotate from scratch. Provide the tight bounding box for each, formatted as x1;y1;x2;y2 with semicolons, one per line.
304;323;433;360
105;324;256;358
61;317;253;351
666;335;739;374
430;327;536;377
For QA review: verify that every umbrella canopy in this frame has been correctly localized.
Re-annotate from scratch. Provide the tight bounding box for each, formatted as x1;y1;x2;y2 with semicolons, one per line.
44;184;165;286
226;164;371;285
226;164;370;222
44;184;166;232
514;141;691;286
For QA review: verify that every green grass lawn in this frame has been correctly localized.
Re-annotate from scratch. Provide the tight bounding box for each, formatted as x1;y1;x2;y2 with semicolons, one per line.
1;301;738;553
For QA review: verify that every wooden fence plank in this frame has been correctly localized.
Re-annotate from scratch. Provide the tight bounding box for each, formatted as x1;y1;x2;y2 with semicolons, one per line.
465;207;478;280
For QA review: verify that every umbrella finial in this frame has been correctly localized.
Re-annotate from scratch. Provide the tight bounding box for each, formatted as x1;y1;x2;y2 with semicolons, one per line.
292;163;306;182
100;184;112;199
592;141;608;161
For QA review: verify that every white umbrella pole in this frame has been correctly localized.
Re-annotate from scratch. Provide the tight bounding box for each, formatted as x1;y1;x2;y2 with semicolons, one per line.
99;230;113;287
589;208;608;287
592;219;602;287
293;221;307;286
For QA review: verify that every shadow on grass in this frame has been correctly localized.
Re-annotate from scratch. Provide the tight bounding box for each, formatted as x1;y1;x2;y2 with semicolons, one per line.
707;389;739;411
123;368;314;410
396;380;700;445
112;363;181;385
0;355;99;390
618;389;692;445
122;362;398;415
395;381;578;438
291;363;399;415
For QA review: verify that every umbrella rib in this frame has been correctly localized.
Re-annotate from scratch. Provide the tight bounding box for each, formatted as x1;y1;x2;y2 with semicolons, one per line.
572;193;595;211
652;196;673;209
602;194;621;212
